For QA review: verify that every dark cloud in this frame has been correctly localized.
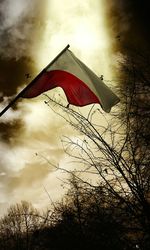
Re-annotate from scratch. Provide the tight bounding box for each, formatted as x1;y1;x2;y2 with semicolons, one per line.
105;0;150;54
0;58;34;98
0;0;47;140
0;119;24;142
0;0;47;97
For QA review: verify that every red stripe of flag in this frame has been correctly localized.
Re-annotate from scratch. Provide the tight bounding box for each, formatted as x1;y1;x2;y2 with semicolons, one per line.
22;70;100;106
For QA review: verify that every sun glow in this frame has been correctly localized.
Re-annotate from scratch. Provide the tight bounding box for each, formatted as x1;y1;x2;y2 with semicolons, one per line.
36;0;113;80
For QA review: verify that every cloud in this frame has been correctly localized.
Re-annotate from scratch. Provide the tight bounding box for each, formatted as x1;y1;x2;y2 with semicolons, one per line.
0;0;48;140
0;0;118;216
104;0;150;54
0;0;46;59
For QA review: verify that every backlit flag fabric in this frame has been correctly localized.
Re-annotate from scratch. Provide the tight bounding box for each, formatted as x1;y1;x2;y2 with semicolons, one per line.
22;49;120;112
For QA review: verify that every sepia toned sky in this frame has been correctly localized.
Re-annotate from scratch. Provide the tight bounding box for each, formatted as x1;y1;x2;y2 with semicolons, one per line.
0;0;149;216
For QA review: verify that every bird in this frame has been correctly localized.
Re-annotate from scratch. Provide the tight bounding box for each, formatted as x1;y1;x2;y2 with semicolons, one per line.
116;35;121;41
104;168;108;174
100;75;103;81
25;73;31;79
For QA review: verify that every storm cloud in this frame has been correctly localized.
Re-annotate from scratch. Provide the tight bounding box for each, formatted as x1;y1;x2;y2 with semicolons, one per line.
1;0;148;216
104;0;150;54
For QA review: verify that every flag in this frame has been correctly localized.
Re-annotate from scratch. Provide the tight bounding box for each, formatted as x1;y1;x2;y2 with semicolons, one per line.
22;49;120;112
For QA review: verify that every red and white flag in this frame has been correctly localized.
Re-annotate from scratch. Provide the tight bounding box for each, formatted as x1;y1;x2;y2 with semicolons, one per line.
22;49;120;112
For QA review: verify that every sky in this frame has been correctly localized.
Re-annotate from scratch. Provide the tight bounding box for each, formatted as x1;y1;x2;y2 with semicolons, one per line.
0;0;149;216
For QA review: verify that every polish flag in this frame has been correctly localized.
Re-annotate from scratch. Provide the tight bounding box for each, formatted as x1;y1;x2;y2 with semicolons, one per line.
22;49;120;112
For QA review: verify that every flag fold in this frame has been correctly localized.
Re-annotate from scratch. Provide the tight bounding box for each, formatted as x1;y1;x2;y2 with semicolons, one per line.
22;49;120;112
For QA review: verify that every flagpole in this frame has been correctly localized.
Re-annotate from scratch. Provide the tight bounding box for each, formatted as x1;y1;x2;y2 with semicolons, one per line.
0;44;70;117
